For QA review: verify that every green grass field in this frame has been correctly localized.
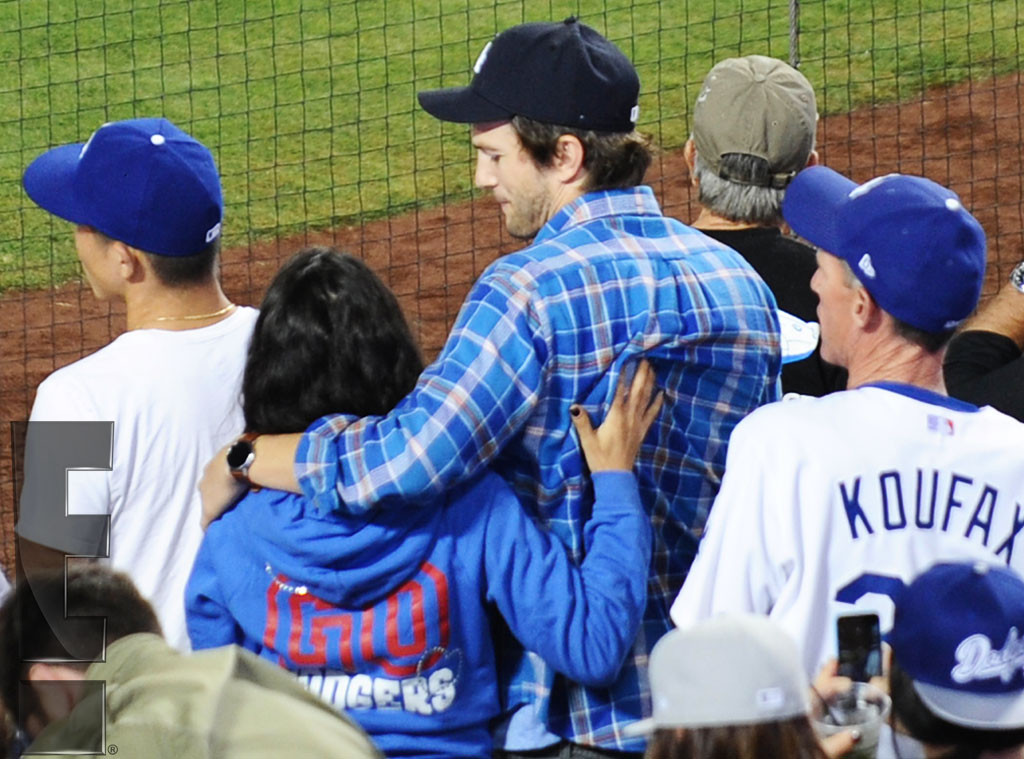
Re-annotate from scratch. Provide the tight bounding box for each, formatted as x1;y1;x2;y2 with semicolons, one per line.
1;0;1020;291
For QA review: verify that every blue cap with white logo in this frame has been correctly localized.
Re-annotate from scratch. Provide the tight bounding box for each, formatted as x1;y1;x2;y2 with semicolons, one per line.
782;166;986;334
889;561;1024;729
23;117;223;257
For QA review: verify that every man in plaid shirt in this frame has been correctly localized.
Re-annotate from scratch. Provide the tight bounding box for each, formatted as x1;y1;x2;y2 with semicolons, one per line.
202;18;780;757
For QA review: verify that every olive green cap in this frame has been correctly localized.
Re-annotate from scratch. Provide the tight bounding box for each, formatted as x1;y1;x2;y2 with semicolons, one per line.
692;55;817;189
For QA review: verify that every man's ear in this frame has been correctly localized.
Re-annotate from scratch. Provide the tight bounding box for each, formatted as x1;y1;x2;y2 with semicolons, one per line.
684;138;697;175
852;285;883;332
552;133;586;184
25;663;86;730
27;662;86;683
111;242;145;284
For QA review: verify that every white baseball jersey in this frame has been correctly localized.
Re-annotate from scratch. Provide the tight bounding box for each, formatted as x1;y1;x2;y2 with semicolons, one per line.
671;382;1024;678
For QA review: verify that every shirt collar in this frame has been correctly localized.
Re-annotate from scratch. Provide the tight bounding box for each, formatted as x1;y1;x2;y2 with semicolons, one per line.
533;186;662;244
862;381;980;413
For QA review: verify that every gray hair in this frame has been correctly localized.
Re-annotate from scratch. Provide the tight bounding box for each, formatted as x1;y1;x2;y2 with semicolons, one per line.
839;257;862;288
693;152;787;225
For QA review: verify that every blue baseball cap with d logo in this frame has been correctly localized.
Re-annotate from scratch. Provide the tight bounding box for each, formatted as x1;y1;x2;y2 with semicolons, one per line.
890;561;1024;729
23;117;223;257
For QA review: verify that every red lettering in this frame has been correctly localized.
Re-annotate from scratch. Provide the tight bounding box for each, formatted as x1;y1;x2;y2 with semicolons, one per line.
268;561;451;677
360;605;376;668
386;580;426;659
288;594;355;668
315;611;356;671
263;574;285;651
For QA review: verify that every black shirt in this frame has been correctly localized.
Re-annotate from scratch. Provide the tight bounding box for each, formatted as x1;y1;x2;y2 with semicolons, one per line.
702;227;848;396
944;330;1024;421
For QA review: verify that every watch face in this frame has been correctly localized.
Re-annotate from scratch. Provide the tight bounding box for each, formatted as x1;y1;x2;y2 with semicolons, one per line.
227;440;254;469
1012;262;1024;292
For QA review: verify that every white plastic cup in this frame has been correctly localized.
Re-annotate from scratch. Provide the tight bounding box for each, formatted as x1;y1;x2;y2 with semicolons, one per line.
811;681;892;759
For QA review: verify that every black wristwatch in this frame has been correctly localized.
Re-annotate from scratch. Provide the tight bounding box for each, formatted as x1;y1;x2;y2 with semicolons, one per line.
1011;261;1024;294
226;432;260;486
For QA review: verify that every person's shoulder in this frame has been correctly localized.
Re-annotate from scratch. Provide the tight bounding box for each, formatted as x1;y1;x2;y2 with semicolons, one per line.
763;230;816;259
227;304;259;331
208;487;311;543
42;308;254;382
448;469;516;510
734;391;856;436
722;393;865;471
33;332;139;399
442;470;520;534
482;207;754;291
164;304;260;344
947;329;1021;360
970;402;1024;434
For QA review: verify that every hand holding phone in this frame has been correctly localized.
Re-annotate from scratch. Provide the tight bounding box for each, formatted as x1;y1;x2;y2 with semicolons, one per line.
837;612;882;682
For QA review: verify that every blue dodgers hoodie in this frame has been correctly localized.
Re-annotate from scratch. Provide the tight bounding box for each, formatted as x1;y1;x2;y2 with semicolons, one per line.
187;470;650;759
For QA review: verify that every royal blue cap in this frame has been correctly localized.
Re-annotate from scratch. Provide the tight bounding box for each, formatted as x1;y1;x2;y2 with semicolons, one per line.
417;18;640;132
890;561;1024;729
23;118;223;257
782;166;986;333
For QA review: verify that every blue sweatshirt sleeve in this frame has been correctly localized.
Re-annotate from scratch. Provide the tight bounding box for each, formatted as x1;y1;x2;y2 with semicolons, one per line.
185;530;244;650
481;471;651;687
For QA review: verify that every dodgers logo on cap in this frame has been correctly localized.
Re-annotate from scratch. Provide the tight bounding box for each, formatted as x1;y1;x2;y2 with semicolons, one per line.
889;561;1024;729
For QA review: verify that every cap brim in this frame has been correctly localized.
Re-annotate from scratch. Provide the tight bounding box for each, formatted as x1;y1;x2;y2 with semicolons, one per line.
782;165;858;254
620;718;656;738
778;310;820;364
417;86;513;124
914;681;1024;729
22;142;90;224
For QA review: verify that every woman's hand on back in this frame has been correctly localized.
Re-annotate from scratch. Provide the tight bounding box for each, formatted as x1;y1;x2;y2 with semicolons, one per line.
570;359;663;473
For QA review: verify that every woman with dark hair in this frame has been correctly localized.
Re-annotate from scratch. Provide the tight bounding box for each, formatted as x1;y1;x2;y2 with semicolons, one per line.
185;246;658;759
886;561;1024;759
239;246;425;432
633;614;831;759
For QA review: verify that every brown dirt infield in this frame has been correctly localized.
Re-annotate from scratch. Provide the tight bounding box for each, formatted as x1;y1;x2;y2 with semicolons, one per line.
2;71;1022;574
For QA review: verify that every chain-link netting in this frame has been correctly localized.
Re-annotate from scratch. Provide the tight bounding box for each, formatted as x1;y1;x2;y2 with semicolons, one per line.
2;0;1022;571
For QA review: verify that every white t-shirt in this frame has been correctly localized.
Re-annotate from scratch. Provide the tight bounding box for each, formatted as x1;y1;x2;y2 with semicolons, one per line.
17;306;258;651
672;383;1024;679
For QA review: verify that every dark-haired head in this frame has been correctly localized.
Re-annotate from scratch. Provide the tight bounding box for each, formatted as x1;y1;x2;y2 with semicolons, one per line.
0;566;162;736
243;246;424;433
646;719;828;759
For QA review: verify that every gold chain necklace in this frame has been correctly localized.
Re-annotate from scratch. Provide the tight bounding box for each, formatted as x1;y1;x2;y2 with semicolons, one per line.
152;302;237;322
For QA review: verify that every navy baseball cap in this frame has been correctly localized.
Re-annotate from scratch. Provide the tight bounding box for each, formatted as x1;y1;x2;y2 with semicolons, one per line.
889;561;1024;729
417;18;640;132
782;166;986;333
23;118;223;257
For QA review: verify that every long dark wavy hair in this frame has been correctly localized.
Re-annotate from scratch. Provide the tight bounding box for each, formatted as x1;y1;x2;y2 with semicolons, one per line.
242;246;424;434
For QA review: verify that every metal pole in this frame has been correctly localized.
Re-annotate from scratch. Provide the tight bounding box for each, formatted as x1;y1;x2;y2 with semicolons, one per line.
789;0;800;68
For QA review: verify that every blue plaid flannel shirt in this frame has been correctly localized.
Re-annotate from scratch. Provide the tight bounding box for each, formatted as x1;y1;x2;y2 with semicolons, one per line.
297;187;781;749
